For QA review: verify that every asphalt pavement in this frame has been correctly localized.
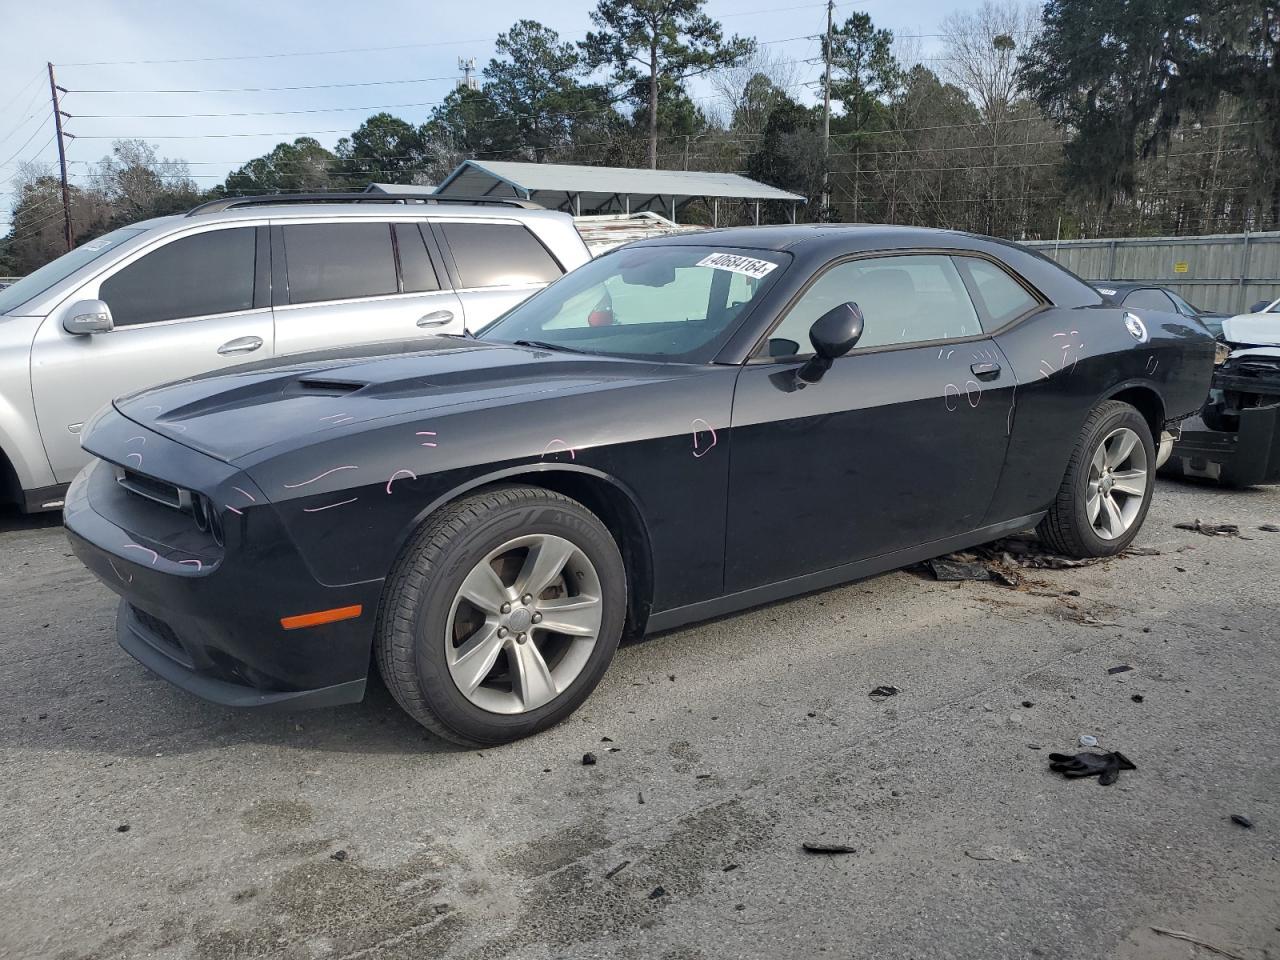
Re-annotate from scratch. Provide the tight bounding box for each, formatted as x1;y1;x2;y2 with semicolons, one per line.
2;477;1278;960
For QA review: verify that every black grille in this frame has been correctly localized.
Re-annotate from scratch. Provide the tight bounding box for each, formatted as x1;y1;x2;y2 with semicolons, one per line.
116;466;187;511
130;606;191;665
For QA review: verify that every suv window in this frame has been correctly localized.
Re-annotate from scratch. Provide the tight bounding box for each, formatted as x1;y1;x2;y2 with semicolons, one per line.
440;222;562;288
1123;288;1177;312
393;222;440;293
100;228;256;326
283;222;397;304
959;257;1039;326
766;254;980;356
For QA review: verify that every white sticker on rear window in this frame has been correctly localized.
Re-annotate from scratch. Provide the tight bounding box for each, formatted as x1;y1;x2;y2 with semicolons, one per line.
696;252;778;280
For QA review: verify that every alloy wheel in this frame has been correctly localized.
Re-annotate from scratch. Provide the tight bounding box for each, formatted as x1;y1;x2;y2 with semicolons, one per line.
444;534;603;714
1086;426;1149;541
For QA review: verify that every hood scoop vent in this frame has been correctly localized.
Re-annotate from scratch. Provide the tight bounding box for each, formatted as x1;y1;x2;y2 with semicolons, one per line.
293;377;367;396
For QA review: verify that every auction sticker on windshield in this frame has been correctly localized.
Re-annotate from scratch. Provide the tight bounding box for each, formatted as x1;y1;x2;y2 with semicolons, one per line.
696;252;779;280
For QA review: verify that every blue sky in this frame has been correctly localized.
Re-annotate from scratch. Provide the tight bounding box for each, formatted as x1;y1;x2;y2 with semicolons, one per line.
1;0;1000;233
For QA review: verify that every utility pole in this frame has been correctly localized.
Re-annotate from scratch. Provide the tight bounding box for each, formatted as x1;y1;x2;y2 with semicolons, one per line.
457;58;478;91
822;0;833;220
47;62;73;253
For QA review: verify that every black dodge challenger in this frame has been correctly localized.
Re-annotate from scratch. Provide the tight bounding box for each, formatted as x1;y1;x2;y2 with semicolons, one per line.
65;225;1216;744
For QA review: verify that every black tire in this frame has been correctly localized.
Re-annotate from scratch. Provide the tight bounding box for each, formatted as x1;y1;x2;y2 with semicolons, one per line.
374;484;626;745
1037;400;1156;558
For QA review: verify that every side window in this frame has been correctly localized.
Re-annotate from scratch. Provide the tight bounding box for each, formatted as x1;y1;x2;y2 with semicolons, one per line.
766;254;981;357
440;222;563;288
1123;288;1177;312
958;257;1039;326
282;222;397;305
100;228;256;326
394;223;440;293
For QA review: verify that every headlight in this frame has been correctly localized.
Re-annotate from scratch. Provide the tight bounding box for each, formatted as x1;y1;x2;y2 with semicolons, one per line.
1214;342;1231;366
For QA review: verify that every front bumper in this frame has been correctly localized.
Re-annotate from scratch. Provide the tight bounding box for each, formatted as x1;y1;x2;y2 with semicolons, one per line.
1165;404;1280;486
65;435;381;710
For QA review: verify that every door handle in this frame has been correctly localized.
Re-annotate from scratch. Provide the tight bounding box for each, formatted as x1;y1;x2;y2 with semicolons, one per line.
417;310;454;328
217;335;263;356
970;361;1001;381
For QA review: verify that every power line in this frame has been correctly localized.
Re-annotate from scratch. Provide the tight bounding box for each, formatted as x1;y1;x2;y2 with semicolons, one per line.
67;75;463;95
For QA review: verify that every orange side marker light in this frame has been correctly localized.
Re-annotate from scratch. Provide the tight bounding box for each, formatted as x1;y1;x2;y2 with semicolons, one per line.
280;604;363;630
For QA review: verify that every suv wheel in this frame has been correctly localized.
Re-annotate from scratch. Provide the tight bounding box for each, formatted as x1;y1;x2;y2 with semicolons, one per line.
375;485;626;745
1038;400;1156;558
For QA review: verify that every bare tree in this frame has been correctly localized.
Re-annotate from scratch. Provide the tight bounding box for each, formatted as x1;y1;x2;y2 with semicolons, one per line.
940;0;1040;123
709;46;803;133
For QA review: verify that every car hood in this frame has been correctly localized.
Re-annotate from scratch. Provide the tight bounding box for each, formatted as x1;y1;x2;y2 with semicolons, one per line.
114;337;668;463
1223;314;1280;346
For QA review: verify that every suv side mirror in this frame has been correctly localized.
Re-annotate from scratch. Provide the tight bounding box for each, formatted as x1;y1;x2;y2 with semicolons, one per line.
1249;299;1270;314
799;301;864;383
63;300;114;336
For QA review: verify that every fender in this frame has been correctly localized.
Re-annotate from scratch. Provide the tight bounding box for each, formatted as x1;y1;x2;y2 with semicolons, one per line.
390;461;654;567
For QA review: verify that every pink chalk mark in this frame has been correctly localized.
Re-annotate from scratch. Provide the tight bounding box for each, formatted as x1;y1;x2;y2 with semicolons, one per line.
178;559;203;572
227;505;244;516
126;436;146;446
122;543;159;565
126;452;143;467
386;469;417;494
417;430;439;448
283;465;358;489
691;419;717;458
318;413;348;422
303;497;359;513
232;486;256;503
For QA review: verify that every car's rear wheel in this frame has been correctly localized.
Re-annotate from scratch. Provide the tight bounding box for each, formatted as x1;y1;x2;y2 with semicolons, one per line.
375;484;626;745
1037;400;1156;558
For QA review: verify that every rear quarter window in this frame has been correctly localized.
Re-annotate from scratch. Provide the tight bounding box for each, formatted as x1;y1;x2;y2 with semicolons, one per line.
958;257;1040;327
440;221;563;288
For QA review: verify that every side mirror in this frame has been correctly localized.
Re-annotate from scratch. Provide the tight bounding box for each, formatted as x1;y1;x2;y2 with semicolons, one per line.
63;299;114;336
798;301;864;383
1249;300;1270;314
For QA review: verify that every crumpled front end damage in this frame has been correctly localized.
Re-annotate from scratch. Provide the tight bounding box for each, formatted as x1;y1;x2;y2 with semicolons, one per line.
1165;345;1280;485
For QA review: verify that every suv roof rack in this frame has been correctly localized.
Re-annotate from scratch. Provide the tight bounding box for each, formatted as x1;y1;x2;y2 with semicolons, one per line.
186;192;543;216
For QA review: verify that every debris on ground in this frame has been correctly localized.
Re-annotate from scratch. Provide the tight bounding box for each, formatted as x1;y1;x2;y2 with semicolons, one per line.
1230;814;1254;829
1259;523;1280;533
604;860;630;879
869;685;900;700
964;846;1026;863
919;535;1158;588
925;558;992;582
1175;519;1240;537
1022;700;1035;708
1049;750;1136;786
1131;694;1145;703
1078;735;1099;747
723;863;739;872
330;850;348;862
802;841;857;854
1107;664;1134;675
648;885;667;899
581;752;597;766
1150;926;1247;960
637;790;645;805
115;824;130;833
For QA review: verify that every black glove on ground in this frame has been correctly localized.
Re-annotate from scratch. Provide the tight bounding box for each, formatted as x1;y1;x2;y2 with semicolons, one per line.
1048;750;1136;786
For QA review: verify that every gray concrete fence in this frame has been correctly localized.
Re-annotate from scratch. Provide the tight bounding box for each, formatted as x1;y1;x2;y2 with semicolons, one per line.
1023;231;1280;314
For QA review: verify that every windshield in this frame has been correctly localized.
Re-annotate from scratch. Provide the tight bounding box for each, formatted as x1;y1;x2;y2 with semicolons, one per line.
477;244;789;361
0;227;146;315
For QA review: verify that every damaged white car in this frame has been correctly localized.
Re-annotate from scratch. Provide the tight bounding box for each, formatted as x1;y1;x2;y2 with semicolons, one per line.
1164;312;1280;485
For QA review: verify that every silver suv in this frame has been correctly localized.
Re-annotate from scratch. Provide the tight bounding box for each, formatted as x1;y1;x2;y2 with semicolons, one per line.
0;193;590;512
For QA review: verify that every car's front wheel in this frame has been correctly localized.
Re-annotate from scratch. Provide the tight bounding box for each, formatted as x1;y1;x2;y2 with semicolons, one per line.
1038;400;1156;558
375;485;627;745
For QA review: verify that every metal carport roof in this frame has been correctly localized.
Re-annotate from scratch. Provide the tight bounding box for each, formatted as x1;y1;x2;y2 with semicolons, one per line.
434;160;804;223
